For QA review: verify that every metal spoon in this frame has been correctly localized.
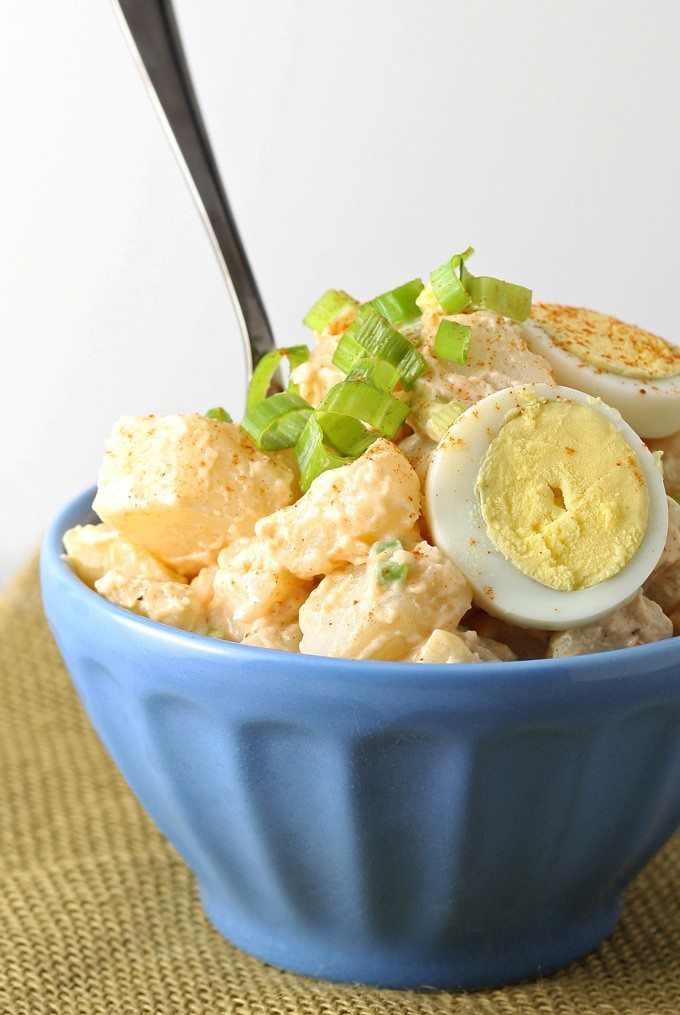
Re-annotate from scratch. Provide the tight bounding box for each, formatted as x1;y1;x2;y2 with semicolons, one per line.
112;0;275;378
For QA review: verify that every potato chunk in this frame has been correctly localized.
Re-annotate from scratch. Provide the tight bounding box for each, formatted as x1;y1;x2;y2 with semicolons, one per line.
299;541;472;660
206;538;312;641
92;414;297;577
241;599;304;653
63;523;180;588
95;568;209;633
398;432;437;489
256;439;420;579
412;630;479;663
412;628;516;663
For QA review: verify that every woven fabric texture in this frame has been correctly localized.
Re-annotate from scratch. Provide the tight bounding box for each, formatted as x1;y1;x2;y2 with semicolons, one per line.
0;557;678;1014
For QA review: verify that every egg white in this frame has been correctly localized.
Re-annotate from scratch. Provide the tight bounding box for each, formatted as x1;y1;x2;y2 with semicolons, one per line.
521;320;680;439
425;384;668;630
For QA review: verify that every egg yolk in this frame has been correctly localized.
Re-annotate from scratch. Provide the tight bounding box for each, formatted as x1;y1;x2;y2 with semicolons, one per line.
531;305;680;381
476;399;649;591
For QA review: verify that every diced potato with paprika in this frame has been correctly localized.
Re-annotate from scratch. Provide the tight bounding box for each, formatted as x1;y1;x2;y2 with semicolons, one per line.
63;523;180;588
299;541;472;660
93;414;297;577
256;439;420;579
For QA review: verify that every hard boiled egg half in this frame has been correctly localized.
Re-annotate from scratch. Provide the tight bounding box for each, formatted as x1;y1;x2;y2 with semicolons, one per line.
521;305;680;438
425;384;668;629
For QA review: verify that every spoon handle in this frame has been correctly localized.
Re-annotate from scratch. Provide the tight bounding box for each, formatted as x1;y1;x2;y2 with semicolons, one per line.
112;0;275;375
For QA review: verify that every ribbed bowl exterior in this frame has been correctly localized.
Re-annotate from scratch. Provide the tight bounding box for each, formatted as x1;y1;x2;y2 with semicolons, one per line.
40;490;680;989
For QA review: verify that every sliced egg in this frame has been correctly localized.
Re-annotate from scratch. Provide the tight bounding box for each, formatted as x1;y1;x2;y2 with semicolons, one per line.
425;384;668;629
520;305;680;439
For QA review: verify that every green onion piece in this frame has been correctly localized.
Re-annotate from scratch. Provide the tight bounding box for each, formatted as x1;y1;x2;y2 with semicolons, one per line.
294;413;377;491
241;391;313;451
377;560;407;585
313;411;377;457
303;289;358;332
331;331;366;374
372;537;403;555
368;278;424;324
205;407;232;422
424;400;469;441
320;379;409;438
284;345;310;397
346;356;401;393
430;248;474;314
370;536;408;584
433;319;472;364
286;345;310;372
461;264;532;322
332;307;426;389
246;345;310;413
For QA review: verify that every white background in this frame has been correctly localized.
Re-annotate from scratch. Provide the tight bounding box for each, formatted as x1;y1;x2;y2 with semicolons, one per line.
2;0;679;586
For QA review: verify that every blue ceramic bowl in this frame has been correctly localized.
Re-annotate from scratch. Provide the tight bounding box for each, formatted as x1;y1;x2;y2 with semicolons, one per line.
41;488;680;990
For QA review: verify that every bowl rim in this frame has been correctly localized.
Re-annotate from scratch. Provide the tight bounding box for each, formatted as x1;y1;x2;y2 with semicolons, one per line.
41;485;680;687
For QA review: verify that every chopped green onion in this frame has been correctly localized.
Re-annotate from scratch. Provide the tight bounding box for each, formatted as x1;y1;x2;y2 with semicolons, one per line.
377;560;407;585
313;411;376;457
286;346;310;372
370;538;407;585
368;278;424;324
205;407;232;422
460;264;532;322
346;357;401;393
332;307;426;389
283;345;310;397
320;378;409;438
372;537;403;555
246;345;310;413
303;289;358;332
424;400;469;441
430;248;474;314
433;319;472;364
241;391;313;451
294;413;377;491
331;330;365;374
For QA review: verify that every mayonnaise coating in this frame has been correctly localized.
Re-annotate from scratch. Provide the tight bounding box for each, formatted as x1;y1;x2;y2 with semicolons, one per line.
298;541;472;660
412;628;515;664
206;539;312;641
241;600;304;652
547;592;672;656
645;566;680;635
410;290;554;432
256;439;420;579
95;568;209;633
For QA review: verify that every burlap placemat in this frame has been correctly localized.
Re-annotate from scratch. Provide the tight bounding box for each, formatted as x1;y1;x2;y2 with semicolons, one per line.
0;557;678;1014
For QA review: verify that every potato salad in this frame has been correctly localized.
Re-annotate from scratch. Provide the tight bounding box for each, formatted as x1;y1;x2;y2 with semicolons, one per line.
64;249;680;662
